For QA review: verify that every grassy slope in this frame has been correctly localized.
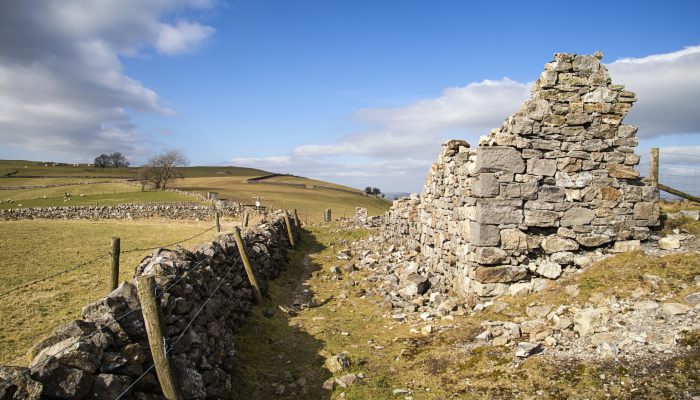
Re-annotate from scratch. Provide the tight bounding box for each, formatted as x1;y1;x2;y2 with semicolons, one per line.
231;224;700;400
0;219;226;365
176;176;390;222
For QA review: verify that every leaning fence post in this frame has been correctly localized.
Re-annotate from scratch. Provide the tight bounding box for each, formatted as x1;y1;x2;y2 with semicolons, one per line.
650;147;659;187
110;237;120;292
215;211;221;233
324;208;331;222
243;211;249;228
284;211;296;248
136;276;182;400
293;208;301;227
232;227;263;304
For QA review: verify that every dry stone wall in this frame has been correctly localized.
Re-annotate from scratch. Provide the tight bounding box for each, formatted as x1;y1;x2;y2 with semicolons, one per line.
0;211;300;399
0;202;259;221
382;52;659;300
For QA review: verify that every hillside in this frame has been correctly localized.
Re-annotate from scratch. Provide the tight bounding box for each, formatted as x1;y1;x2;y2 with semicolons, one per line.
0;160;391;220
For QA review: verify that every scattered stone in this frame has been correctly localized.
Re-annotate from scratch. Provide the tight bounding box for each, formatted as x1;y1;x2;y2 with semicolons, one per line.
325;354;351;373
660;303;690;319
658;236;681;250
515;342;542;358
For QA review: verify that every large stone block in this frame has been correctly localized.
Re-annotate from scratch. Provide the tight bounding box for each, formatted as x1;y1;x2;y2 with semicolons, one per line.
527;158;557;177
542;236;580;253
474;247;508;265
469;222;500;246
475;200;523;225
524;209;559;227
607;163;639;179
560;207;595;227
471;173;500;197
474;265;527;283
474;147;525;174
500;228;528;250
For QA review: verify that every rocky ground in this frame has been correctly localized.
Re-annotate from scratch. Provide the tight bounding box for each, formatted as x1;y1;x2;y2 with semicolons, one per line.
230;214;700;399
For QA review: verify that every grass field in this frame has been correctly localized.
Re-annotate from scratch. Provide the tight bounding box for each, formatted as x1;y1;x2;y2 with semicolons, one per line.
176;176;390;222
251;175;362;191
0;182;199;210
0;219;230;365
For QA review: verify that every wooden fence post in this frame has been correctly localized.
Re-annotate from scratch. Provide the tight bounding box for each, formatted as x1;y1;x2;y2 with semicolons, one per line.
284;211;296;248
293;208;301;227
136;276;182;400
215;211;221;233
232;227;263;304
243;211;249;228
324;208;331;223
650;147;659;187
110;237;120;292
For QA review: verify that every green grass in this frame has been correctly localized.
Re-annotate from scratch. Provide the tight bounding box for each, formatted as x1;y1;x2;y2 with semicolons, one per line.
0;219;225;365
0;177;118;187
176;176;391;223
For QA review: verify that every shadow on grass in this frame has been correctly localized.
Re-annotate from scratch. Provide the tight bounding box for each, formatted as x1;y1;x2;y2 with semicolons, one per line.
230;229;332;399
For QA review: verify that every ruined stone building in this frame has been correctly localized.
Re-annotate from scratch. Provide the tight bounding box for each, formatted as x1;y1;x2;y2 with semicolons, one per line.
381;52;659;300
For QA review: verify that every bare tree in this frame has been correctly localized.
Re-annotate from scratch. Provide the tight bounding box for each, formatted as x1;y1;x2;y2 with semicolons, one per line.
109;152;130;168
94;154;110;167
142;150;189;190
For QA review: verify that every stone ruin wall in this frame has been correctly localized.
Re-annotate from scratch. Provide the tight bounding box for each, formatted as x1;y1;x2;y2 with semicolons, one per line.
0;211;301;399
382;52;659;301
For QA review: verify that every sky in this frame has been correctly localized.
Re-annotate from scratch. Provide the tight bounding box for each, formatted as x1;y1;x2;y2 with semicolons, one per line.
1;0;699;193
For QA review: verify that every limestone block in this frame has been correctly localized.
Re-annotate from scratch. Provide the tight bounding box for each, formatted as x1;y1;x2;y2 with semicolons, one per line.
582;87;617;103
633;202;658;221
527;158;557;176
475;199;523;225
474;265;527;284
474;147;525;174
471;173;499;197
611;240;641;253
524;209;559;227
607;163;639;179
500;228;528;251
469;222;500;246
542;236;579;253
474;247;508;265
560;207;595;227
536;260;562;279
538;186;566;202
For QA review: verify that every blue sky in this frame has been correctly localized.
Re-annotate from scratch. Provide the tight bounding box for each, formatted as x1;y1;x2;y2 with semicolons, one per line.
1;0;699;192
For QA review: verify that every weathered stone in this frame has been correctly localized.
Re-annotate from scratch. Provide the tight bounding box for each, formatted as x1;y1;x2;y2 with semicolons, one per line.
573;307;611;338
474;147;525;174
472;173;500;197
474;247;509;265
469;222;500;246
515;342;542;358
660;303;690;319
325;354;351;373
608;163;640;179
399;274;430;296
474;265;527;283
90;374;132;400
527;158;557;177
475;200;523;225
542;236;579;253
658;236;681;250
611;240;641;253
536;261;562;279
500;229;528;251
560;207;595;227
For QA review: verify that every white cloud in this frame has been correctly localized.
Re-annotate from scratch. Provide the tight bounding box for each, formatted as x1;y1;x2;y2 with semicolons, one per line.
155;20;215;55
607;45;700;137
0;0;215;159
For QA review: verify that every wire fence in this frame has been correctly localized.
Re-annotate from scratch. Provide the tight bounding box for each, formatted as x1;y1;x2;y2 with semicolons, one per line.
638;149;700;200
0;225;216;300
